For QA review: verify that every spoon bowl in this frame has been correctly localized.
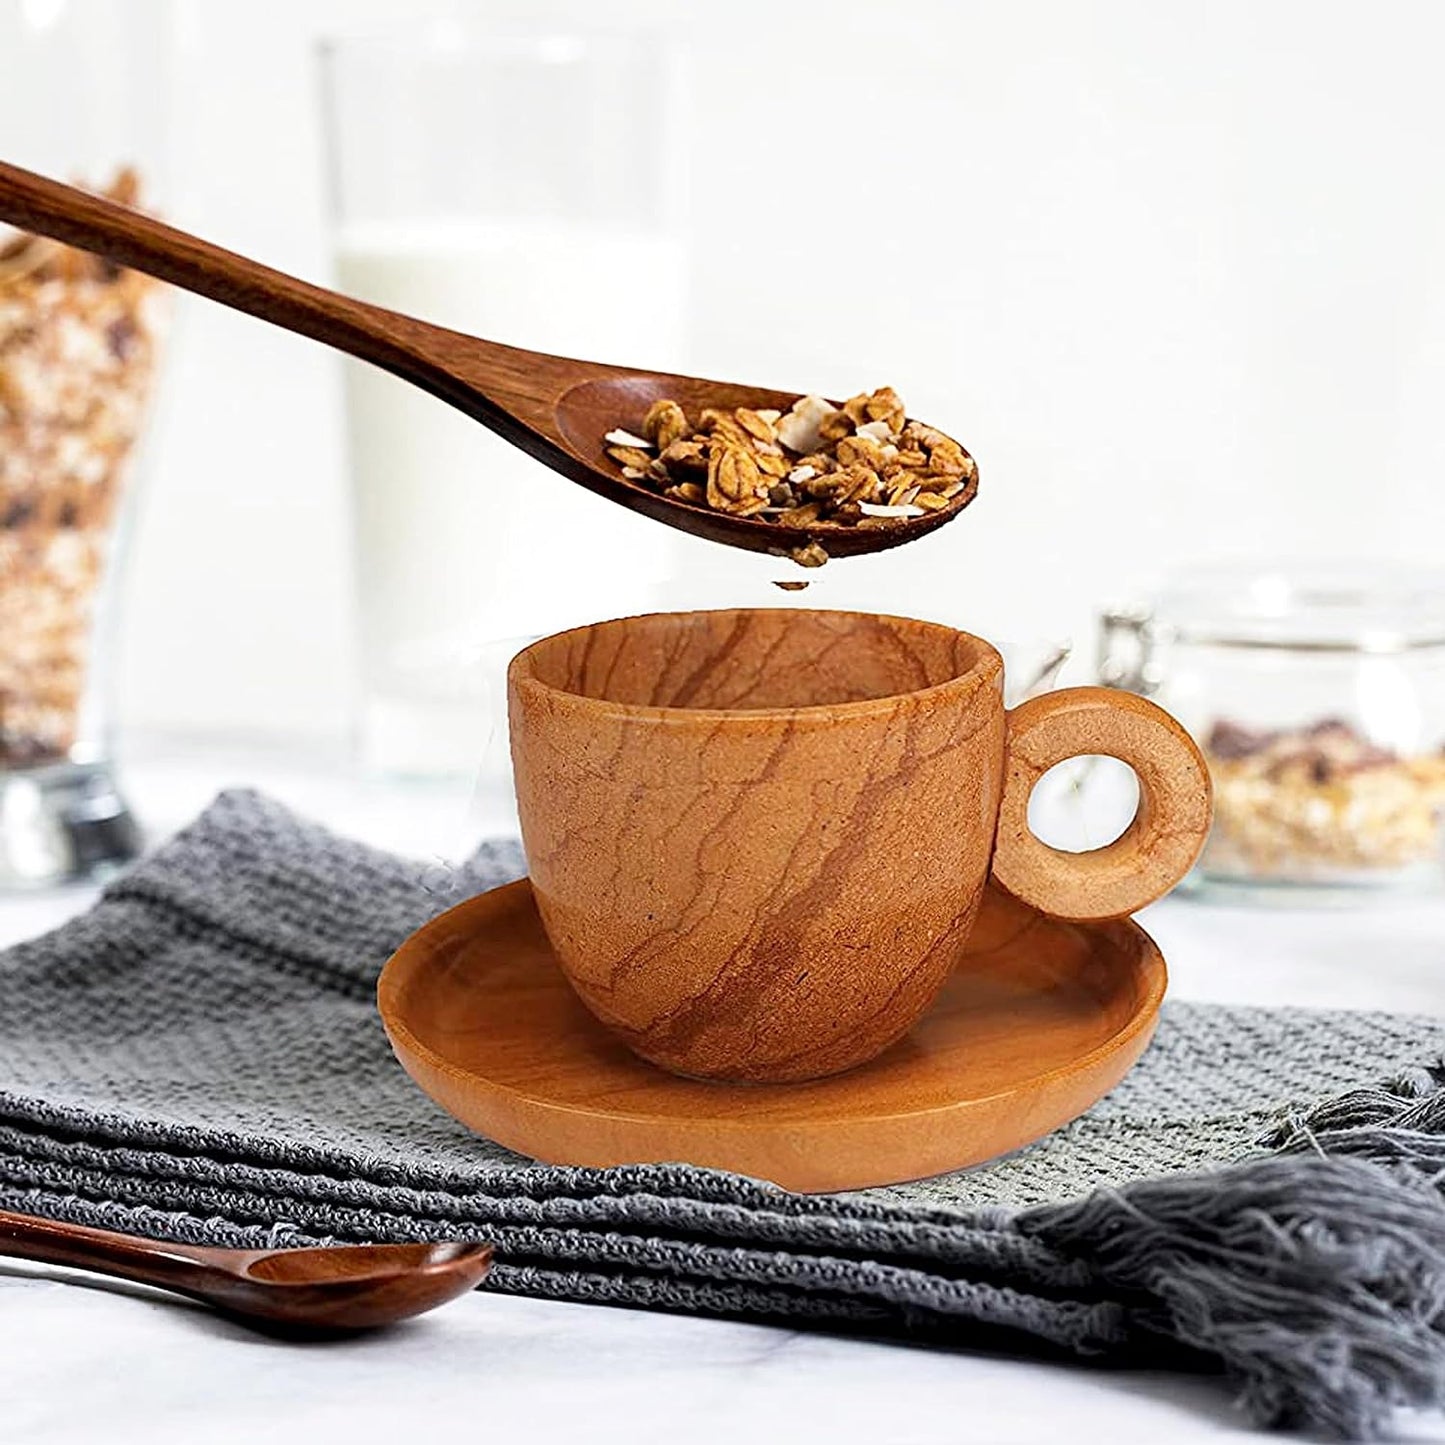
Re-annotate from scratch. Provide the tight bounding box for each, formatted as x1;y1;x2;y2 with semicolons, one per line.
0;159;977;560
240;1239;473;1284
551;373;977;558
226;1240;495;1333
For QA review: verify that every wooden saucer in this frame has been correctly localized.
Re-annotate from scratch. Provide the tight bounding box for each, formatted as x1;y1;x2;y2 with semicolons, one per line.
378;880;1166;1193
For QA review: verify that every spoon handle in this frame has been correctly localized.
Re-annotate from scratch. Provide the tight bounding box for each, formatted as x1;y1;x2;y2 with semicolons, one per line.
0;158;498;410
0;1206;233;1293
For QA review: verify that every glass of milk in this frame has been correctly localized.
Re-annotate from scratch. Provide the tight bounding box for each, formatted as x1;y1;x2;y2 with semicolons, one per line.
319;24;688;778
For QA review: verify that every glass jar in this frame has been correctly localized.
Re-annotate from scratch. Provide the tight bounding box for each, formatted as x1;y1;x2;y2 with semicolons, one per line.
0;0;171;886
1099;564;1445;900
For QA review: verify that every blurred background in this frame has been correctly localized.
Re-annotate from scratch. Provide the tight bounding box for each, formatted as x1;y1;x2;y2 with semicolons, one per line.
5;0;1445;899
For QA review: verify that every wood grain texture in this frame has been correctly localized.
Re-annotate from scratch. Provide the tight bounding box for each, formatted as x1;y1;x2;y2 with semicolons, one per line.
0;159;976;559
0;1211;492;1333
377;877;1166;1193
509;609;1007;1082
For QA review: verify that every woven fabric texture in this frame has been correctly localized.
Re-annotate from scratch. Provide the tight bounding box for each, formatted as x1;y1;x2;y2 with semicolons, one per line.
5;789;1445;1435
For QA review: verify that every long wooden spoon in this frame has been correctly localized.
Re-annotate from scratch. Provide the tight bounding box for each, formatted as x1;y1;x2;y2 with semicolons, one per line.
0;1207;492;1333
0;159;976;559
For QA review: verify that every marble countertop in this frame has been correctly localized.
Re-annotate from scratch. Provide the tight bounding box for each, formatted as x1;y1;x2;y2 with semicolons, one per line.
7;738;1445;1445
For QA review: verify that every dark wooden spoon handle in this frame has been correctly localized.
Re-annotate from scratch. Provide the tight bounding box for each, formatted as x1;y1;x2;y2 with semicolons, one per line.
0;158;554;432
0;1206;235;1294
0;160;427;364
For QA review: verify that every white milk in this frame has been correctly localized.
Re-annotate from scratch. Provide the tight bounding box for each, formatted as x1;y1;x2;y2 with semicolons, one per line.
335;218;687;776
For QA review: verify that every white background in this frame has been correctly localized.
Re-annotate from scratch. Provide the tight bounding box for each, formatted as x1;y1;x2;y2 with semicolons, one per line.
7;15;1445;1434
9;0;1445;745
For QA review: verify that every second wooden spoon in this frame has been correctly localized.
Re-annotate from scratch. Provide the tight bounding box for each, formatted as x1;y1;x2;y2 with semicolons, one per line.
0;158;977;560
0;1207;492;1334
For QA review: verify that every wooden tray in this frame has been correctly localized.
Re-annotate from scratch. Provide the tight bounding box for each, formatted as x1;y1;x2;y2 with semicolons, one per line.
378;879;1166;1193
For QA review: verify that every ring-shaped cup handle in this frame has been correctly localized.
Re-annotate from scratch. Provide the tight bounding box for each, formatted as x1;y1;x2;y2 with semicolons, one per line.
990;687;1212;922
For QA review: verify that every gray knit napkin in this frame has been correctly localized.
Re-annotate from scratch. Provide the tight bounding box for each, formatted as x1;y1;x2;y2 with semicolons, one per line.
4;790;1445;1441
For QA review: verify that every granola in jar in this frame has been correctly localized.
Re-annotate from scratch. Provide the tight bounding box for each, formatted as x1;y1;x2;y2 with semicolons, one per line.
1098;566;1445;897
1202;717;1445;881
0;169;165;768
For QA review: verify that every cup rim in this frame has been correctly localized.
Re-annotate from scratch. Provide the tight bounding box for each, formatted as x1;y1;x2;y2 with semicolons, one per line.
508;607;1004;724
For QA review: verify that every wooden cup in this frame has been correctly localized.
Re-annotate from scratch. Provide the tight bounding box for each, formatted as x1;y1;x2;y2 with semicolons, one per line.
508;609;1210;1084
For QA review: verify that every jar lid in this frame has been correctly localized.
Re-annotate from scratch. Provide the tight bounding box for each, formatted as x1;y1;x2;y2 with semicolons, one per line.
1141;564;1445;654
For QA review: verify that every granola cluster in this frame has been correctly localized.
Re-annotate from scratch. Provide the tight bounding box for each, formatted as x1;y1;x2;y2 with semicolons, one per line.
1203;717;1445;880
0;169;165;768
605;388;975;567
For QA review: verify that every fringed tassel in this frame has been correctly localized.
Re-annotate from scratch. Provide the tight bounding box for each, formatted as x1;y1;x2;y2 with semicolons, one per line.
1019;1069;1445;1441
1262;1067;1445;1171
